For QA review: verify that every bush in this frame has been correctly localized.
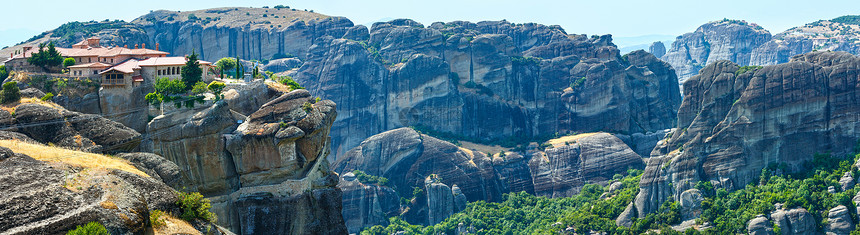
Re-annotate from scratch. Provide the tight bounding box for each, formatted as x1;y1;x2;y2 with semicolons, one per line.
41;92;54;101
177;191;216;223
191;81;208;95
207;81;226;100
571;77;587;89
187;14;199;21
1;81;20;104
279;76;304;90
63;58;76;67
0;65;7;81
352;170;389;186
302;102;313;113
150;209;166;228
66;221;109;235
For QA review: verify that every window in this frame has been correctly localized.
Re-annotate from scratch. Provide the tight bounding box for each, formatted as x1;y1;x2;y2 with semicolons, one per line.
104;73;124;85
157;70;161;76
111;59;113;63
88;58;91;63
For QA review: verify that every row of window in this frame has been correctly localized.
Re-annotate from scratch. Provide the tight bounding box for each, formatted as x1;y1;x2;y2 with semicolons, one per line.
103;73;124;84
77;57;114;64
72;70;102;76
158;67;181;76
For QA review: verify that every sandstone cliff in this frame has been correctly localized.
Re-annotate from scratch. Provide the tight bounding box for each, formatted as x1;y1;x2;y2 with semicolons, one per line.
145;88;347;234
630;51;860;221
332;128;645;230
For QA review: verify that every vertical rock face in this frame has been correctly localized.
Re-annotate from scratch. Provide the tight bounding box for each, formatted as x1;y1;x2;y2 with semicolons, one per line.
747;215;774;235
145;89;347;234
632;51;860;219
827;205;854;235
338;172;400;234
649;41;666;58
333;128;645;228
661;19;771;87
771;207;817;235
295;19;680;160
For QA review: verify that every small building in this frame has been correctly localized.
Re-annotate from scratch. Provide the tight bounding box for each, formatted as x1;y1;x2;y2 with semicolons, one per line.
97;57;213;88
3;37;168;74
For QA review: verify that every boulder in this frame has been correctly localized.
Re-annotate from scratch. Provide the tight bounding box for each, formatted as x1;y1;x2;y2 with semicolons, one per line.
747;214;774;235
826;205;854;235
19;88;45;98
679;189;704;221
338;172;400;234
10;103;140;153
770;207;816;235
839;171;855;191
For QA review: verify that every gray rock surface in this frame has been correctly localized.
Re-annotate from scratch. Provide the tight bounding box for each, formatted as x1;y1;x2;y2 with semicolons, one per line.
826;205;854;235
771;207;816;235
649;41;666;58
8;103;140;153
116;152;186;188
19;88;45;98
338;172;400;234
747;214;774;235
679;189;703;221
634;52;860;218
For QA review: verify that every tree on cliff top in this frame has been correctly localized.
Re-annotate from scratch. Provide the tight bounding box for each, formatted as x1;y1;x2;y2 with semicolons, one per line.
27;42;63;72
181;51;202;90
215;57;236;73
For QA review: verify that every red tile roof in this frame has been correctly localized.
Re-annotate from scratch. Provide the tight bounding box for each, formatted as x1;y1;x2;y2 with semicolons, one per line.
99;59;140;74
67;62;111;68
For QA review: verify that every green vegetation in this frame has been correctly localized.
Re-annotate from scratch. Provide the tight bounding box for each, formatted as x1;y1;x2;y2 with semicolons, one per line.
41;92;54;101
697;152;859;234
274;5;290;9
352;170;389;186
177;191;217;223
0;65;8;81
66;221;109;235
191;81;208;95
279;76;304;90
463;81;493;96
215;57;237;74
150;209;167;228
362;169;646;235
832;15;860;25
145;77;202;108
27;42;64;72
302;102;313;113
735;66;763;76
1;82;20;104
207;81;226;100
570;77;587;89
63;58;76;68
30;20;132;44
187;14;200;21
181;52;203;90
511;56;542;66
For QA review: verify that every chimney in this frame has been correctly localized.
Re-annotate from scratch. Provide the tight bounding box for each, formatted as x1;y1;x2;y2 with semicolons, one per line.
124;45;128;48
87;37;101;48
134;44;139;49
142;43;146;49
155;43;159;51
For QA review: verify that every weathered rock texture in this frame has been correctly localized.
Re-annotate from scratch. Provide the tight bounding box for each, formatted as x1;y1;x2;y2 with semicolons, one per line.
333;128;644;228
631;51;860;222
664;18;860;85
337;172;400;234
145;89;347;234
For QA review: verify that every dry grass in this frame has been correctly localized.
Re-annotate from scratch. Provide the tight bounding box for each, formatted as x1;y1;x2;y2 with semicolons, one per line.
152;214;202;235
0;97;63;114
459;141;510;155
0;139;149;177
265;80;292;93
547;132;600;148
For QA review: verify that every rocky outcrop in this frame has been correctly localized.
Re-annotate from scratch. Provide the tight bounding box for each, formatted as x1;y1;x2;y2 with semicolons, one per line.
771;207;817;235
116;152;187;189
3;102;140;153
295;19;680;159
333;128;645;227
747;215;774;235
146;89;347;234
679;189;703;221
649;41;666;58
0;147;218;234
662;19;771;86
338;172;400;234
632;51;860;220
827;205;854;235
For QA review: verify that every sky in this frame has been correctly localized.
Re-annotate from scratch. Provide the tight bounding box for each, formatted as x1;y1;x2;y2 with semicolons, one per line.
3;0;860;48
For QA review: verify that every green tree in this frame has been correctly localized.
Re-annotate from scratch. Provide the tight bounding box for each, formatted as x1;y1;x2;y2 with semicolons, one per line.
191;81;208;95
252;65;260;79
145;77;186;108
234;57;244;80
215;57;237;76
0;65;8;81
27;42;64;72
181;51;202;90
207;81;226;100
65;221;109;235
177;191;217;223
63;58;76;68
1;81;20;104
279;76;304;90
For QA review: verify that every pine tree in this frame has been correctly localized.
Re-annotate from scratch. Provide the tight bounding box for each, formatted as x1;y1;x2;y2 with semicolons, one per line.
181;51;202;90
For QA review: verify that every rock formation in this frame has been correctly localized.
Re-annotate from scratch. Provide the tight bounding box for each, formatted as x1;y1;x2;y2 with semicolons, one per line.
630;51;860;222
333;128;645;229
145;89;347;234
338;172;400;234
827;205;854;235
747;215;774;235
649;41;666;58
771;207;816;235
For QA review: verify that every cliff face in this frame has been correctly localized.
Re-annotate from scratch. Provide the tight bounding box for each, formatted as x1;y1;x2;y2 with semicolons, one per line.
662;19;771;86
631;51;860;220
145;88;347;234
332;128;647;231
664;17;860;86
295;20;680;159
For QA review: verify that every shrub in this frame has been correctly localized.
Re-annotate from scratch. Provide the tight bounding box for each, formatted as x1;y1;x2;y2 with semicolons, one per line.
571;77;587;89
41;92;54;101
302;102;313;113
181;52;203;90
150;209;167;228
187;14;199;21
0;65;7;81
735;65;763;76
1;81;20;104
177;191;216;223
352;170;389;186
65;221;109;235
207;81;226;100
279;76;304;90
191;81;208;95
63;58;76;67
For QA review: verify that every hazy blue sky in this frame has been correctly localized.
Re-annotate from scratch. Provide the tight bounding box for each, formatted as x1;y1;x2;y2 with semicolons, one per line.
3;0;860;48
